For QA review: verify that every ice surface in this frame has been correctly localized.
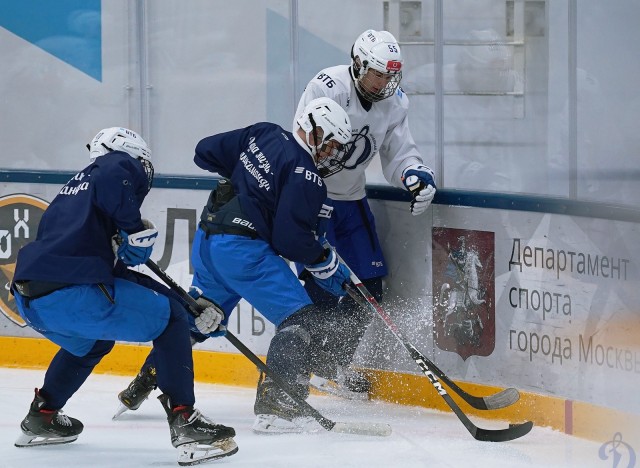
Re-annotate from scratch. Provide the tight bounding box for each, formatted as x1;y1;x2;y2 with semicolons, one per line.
0;368;606;467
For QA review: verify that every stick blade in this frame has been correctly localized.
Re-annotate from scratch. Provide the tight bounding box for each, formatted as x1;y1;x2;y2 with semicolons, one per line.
331;421;392;437
474;421;533;442
483;387;521;410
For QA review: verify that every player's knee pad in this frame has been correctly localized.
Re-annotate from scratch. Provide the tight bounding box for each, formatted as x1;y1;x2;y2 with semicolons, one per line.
269;305;314;360
276;304;319;342
266;305;318;378
275;325;310;347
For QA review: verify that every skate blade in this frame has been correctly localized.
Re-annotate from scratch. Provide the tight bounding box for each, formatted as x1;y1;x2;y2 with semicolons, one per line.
177;438;238;466
15;432;79;448
309;375;369;401
252;414;320;434
112;403;130;420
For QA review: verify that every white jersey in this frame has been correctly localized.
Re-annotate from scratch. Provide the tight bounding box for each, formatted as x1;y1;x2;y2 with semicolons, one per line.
295;65;427;200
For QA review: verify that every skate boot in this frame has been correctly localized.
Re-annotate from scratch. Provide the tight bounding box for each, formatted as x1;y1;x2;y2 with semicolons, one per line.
252;376;318;434
309;365;371;400
15;388;84;447
113;366;157;419
158;394;238;466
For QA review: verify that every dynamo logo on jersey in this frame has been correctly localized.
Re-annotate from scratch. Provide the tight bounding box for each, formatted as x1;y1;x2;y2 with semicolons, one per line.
294;166;323;187
0;194;50;327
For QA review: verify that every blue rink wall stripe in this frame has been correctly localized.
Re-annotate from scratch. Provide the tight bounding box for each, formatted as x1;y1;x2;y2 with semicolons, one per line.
2;170;640;223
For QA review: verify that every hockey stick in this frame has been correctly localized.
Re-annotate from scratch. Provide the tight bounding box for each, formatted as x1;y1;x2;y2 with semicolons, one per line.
346;285;520;411
397;183;518;411
334;265;532;441
144;259;392;438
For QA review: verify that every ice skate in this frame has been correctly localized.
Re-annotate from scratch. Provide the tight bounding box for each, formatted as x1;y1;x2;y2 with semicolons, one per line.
309;365;371;400
158;394;238;465
15;388;84;448
113;366;157;419
252;377;319;434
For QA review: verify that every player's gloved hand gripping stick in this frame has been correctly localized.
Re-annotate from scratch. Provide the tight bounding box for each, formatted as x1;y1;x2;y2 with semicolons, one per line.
304;242;350;297
113;226;158;266
144;258;392;438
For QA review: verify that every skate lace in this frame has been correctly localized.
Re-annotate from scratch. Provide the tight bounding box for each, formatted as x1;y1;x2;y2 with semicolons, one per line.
55;411;72;427
186;408;215;426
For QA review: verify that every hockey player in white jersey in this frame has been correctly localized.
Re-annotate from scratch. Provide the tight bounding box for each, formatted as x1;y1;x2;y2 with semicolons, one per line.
294;30;437;399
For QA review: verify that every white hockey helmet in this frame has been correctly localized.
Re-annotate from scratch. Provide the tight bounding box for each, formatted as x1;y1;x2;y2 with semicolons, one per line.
87;127;154;189
295;97;352;177
351;30;403;102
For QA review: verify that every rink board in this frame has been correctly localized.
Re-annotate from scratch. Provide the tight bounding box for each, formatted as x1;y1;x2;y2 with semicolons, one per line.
0;182;638;448
2;335;637;445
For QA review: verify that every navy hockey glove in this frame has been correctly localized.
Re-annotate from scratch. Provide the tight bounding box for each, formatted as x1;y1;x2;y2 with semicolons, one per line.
187;286;226;336
306;247;350;297
402;164;437;216
114;225;158;266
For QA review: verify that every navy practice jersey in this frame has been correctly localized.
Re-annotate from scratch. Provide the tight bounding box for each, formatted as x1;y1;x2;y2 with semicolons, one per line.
14;152;148;285
194;122;326;265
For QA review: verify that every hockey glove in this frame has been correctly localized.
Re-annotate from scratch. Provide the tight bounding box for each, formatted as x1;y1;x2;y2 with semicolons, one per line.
114;225;158;266
305;247;350;297
401;164;437;216
188;286;226;336
141;218;156;230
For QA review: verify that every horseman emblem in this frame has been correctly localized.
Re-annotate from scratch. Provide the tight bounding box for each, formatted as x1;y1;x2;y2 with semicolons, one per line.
432;227;495;360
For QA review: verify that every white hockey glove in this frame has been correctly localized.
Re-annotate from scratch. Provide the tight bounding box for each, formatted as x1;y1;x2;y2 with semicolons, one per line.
401;164;437;216
111;219;158;266
188;287;225;335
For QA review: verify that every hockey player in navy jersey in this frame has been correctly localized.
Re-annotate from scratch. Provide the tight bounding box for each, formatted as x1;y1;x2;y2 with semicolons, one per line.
293;30;438;399
117;98;354;433
11;127;238;465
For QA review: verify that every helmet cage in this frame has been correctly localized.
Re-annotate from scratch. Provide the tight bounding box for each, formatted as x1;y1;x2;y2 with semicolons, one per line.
296;97;352;175
305;112;352;177
355;67;402;102
138;158;154;191
316;150;350;178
